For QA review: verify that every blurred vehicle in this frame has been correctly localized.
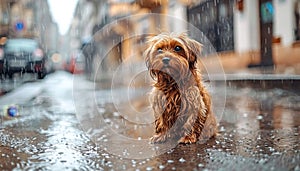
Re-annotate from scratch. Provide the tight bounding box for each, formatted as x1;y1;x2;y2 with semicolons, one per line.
65;52;84;74
44;53;55;74
44;52;64;74
51;52;64;71
4;38;47;79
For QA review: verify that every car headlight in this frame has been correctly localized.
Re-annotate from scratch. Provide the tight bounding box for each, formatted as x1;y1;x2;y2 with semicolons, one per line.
51;53;62;63
33;48;44;61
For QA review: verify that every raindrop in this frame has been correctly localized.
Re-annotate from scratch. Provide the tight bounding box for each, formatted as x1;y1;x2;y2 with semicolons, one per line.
113;112;120;117
198;163;204;167
219;126;226;132
122;149;129;156
258;158;267;164
146;167;153;171
179;158;186;163
256;115;263;120
167;149;174;154
104;118;111;123
159;165;165;169
272;152;281;156
167;160;174;163
140;160;146;165
132;160;137;164
257;135;261;140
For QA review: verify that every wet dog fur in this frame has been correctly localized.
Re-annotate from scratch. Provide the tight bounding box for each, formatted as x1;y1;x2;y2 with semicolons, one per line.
144;33;217;144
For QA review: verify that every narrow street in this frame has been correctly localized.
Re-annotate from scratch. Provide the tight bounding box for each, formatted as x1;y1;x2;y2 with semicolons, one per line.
0;71;299;170
1;0;300;170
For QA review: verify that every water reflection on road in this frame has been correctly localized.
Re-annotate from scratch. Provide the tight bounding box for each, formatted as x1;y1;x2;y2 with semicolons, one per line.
0;72;299;170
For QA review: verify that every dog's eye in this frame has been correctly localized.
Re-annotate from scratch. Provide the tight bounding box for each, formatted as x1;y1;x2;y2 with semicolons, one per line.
174;46;182;52
157;48;163;53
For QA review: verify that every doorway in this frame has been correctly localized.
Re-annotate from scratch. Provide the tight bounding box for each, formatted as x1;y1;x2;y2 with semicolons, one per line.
295;0;300;40
259;0;274;66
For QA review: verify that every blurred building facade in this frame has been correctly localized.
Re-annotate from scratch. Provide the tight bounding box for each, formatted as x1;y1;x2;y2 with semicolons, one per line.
68;0;188;80
69;0;300;76
199;0;300;72
0;0;12;46
0;0;59;52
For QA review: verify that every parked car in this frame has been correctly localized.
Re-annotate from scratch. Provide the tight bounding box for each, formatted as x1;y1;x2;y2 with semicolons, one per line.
4;38;47;79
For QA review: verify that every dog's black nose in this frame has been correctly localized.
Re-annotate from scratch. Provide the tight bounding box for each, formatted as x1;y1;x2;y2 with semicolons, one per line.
162;57;170;65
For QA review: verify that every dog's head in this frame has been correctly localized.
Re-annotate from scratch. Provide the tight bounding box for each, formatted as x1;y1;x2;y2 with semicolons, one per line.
144;33;202;82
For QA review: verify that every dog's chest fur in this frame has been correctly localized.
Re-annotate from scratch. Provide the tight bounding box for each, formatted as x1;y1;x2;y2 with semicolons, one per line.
150;84;207;132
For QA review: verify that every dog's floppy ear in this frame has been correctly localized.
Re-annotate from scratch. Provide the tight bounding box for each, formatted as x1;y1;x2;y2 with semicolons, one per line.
187;38;202;60
186;38;202;64
178;34;202;65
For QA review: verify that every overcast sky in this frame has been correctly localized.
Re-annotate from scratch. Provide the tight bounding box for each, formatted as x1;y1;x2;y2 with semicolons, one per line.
48;0;78;35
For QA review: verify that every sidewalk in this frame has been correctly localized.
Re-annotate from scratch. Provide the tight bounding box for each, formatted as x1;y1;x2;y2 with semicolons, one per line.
205;66;300;92
224;66;300;80
198;43;300;91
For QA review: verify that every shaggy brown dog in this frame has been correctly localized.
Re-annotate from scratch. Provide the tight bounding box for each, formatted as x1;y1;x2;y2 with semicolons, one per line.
144;33;217;144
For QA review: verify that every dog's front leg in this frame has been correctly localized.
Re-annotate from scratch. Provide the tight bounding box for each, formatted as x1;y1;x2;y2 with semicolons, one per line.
150;117;168;143
178;113;199;144
149;89;169;143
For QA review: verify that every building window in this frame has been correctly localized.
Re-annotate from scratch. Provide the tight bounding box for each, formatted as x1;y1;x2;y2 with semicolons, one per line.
187;0;235;53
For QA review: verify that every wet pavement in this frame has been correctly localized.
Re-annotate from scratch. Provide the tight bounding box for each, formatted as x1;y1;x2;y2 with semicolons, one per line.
0;71;300;170
0;73;39;94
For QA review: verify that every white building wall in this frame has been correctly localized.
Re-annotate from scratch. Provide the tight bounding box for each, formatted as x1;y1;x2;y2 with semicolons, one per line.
273;0;295;46
80;1;95;43
234;0;296;52
168;2;187;33
234;0;260;52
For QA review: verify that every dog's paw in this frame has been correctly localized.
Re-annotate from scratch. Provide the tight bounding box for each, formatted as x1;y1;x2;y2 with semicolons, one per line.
150;133;167;143
178;135;197;144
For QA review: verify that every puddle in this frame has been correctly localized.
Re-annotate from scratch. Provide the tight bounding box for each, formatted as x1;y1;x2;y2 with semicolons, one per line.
1;78;299;170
